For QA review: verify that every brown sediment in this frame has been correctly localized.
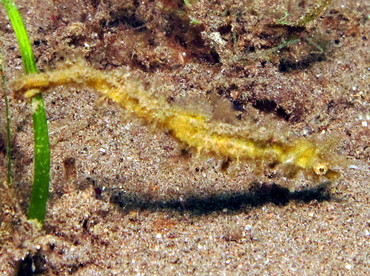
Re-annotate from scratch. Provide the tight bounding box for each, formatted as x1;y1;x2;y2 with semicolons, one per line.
0;0;369;274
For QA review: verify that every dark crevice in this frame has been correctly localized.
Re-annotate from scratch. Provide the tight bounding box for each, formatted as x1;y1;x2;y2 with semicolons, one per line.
0;133;6;155
108;8;146;30
251;99;291;121
252;99;277;113
17;251;47;276
232;100;246;112
276;106;291;121
278;53;326;72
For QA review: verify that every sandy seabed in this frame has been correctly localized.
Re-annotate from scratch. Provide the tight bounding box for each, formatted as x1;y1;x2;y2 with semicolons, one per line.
0;0;369;274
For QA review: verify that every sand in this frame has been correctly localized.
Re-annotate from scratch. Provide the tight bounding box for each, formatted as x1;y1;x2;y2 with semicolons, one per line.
0;0;369;274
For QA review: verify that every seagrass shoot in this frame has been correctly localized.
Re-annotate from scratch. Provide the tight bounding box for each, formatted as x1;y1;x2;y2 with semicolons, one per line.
1;0;50;224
